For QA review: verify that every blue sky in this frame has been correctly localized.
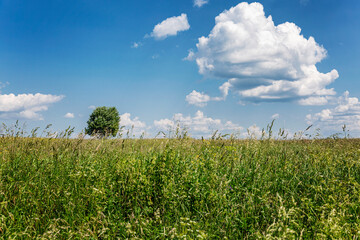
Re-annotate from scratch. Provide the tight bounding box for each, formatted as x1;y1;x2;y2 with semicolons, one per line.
0;0;359;138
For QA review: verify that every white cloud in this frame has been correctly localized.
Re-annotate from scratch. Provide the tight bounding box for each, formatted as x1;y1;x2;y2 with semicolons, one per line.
88;105;96;110
153;118;175;130
272;113;280;119
244;124;263;139
151;14;190;40
184;50;195;61
194;0;209;8
212;82;232;101
154;110;243;138
185;90;211;107
186;82;231;107
0;82;9;90
131;42;142;48
219;82;231;98
152;54;160;59
298;96;330;106
0;93;64;120
64;113;75;119
306;91;360;133
120;113;147;137
187;2;338;103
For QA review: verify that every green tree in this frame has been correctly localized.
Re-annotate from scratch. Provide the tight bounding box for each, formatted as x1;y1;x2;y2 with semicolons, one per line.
85;107;120;138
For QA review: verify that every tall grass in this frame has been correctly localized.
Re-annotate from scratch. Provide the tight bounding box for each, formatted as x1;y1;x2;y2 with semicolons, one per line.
0;125;360;238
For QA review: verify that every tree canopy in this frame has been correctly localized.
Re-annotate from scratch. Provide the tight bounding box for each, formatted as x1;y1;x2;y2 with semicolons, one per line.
85;107;120;138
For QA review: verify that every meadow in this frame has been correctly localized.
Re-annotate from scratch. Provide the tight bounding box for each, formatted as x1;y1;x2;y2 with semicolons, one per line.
0;126;360;239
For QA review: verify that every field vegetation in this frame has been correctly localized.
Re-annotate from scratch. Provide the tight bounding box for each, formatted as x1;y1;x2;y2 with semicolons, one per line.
0;123;360;239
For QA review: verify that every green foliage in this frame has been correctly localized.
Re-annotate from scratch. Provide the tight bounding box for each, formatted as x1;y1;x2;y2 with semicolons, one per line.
85;106;120;137
1;136;360;238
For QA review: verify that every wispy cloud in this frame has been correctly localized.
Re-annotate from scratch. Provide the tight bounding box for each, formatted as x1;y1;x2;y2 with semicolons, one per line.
194;0;209;8
131;42;142;48
271;113;280;120
151;54;160;59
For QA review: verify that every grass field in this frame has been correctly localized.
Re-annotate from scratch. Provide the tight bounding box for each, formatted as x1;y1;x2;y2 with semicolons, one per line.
1;133;360;239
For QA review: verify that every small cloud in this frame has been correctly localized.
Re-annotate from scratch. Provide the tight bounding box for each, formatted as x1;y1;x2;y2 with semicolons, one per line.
194;0;209;8
120;113;148;137
64;112;75;119
271;113;280;119
152;54;160;59
150;13;190;40
244;124;263;139
131;42;142;48
0;82;9;91
212;82;231;101
186;82;231;107
88;105;96;110
185;90;211;107
183;50;195;61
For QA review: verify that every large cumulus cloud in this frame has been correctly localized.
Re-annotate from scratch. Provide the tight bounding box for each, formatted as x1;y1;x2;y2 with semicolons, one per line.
187;2;338;104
